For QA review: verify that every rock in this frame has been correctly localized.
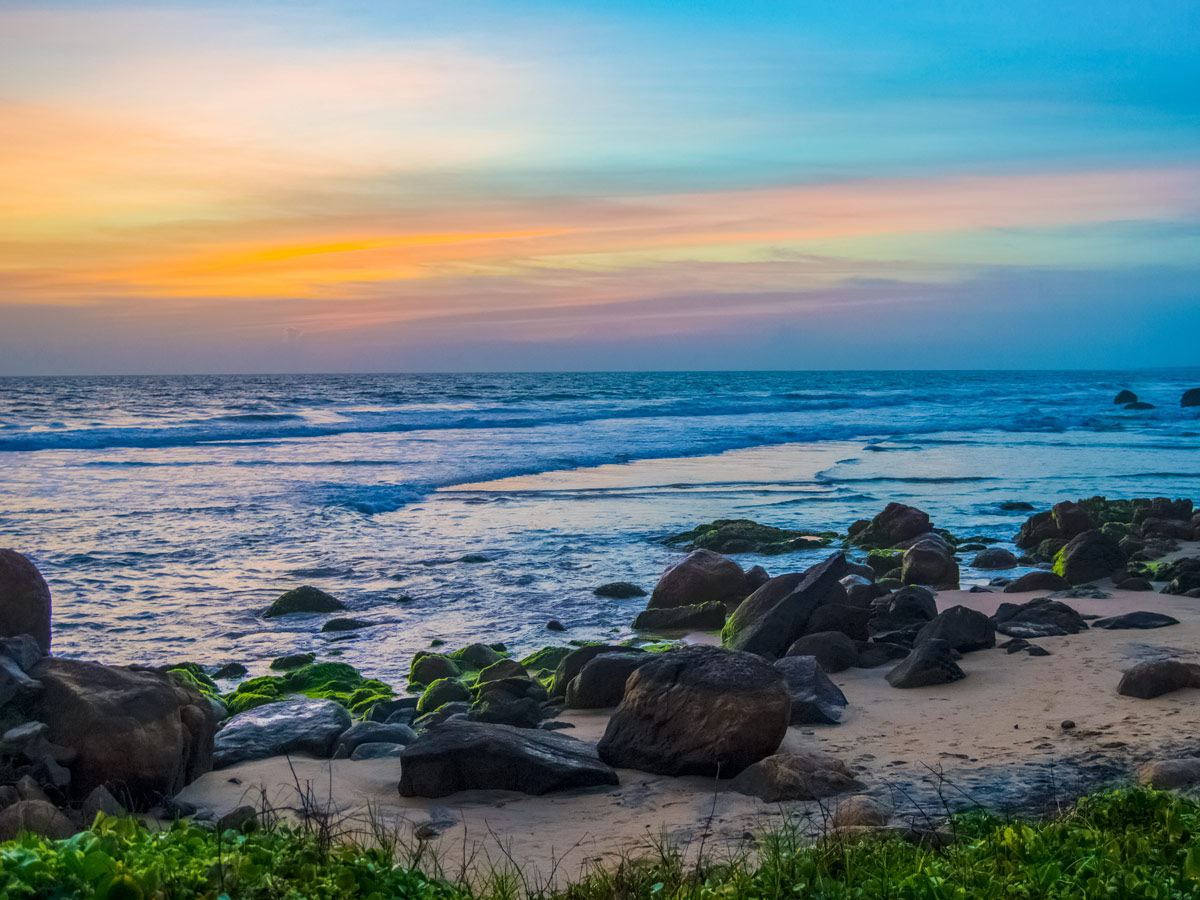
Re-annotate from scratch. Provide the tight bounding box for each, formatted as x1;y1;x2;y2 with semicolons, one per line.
632;602;726;633
1116;577;1154;591
452;643;504;670
594;582;647;599
0;786;15;809
1164;558;1200;595
216;805;258;831
915;605;995;652
648;549;749;610
263;585;346;618
1052;501;1096;541
0;652;42;708
1054;530;1125;585
546;620;566;632
869;585;937;633
409;653;460;686
845;581;888;607
1181;388;1200;407
886;639;965;688
1125;402;1155;410
597;646;790;777
773;656;847;725
269;652;314;671
213;698;351;767
476;659;527;683
901;538;959;589
213;663;248;680
1016;511;1059;550
0;549;52;653
972;548;1018;569
666;520;827;555
1093;612;1179;630
81;784;126;821
1061;719;1075;730
1003;571;1071;593
333;722;417;758
468;692;543;729
745;565;771;590
722;553;849;659
351;742;407;760
1140;518;1193;540
1001;501;1035;511
1146;497;1194;521
398;720;617;797
1139;758;1200;790
321;618;374;632
31;657;216;803
564;652;648;709
1113;389;1138;405
551;645;641;697
417;678;471;713
803;603;872;641
853;640;910;668
1117;660;1200;699
993;597;1087;638
727;751;860;802
851;504;932;549
833;795;892;828
0;800;75;842
15;775;50;804
785;631;859;674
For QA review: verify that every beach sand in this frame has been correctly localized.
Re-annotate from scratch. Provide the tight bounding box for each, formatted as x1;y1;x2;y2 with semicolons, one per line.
178;560;1200;882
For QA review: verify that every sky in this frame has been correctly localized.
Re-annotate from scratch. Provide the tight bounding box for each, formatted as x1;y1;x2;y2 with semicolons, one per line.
1;1;1198;373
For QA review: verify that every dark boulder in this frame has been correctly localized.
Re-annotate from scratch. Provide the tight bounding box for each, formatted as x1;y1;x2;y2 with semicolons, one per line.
869;585;937;633
1140;518;1193;540
333;722;417;758
854;640;911;668
321;618;374;633
1052;501;1096;541
597;646;790;777
0;549;52;654
915;605;995;652
1125;402;1155;410
1016;511;1060;550
632;602;726;633
1146;498;1193;521
417;678;471;713
972;548;1018;570
1003;571;1071;593
1164;558;1200;595
398;720;617;797
648;550;748;610
886;639;965;688
263;586;345;618
992;597;1087;638
803;603;871;641
468;692;543;729
727;751;860;802
1116;577;1154;591
1113;390;1138;405
786;631;860;673
1093;612;1179;630
1001;501;1035;511
901;537;959;589
213;698;350;767
1054;530;1125;585
721;553;849;659
551;645;641;697
0;800;74;842
773;656;848;725
1117;660;1200;699
851;503;932;549
1181;388;1200;407
476;658;527;684
594;582;647;599
564;652;648;709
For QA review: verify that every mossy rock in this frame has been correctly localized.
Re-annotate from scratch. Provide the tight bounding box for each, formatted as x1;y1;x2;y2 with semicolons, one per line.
475;659;526;685
409;653;460;688
213;662;248;680
263;586;346;618
270;653;316;671
865;549;903;575
1035;538;1068;562
222;662;395;718
664;519;831;554
451;643;504;670
1101;522;1133;539
166;665;219;698
594;582;647;599
519;646;573;671
417;677;471;713
1079;496;1151;527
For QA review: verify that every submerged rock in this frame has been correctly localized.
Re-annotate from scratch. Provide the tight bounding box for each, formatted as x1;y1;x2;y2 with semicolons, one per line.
786;631;860;673
564;652;648;709
1181;388;1200;407
398;720;617;797
597;645;789;777
263;586;346;618
1113;389;1138;405
972;548;1018;570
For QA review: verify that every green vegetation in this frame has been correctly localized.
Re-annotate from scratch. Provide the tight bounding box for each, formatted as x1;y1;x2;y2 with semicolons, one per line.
6;790;1200;899
664;519;835;555
221;662;394;717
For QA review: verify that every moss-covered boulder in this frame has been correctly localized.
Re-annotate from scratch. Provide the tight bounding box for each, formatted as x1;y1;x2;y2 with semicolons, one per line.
665;519;832;555
263;586;346;618
222;661;394;718
452;643;505;670
476;658;527;684
417;677;471;713
408;652;460;689
165;663;219;698
270;653;315;671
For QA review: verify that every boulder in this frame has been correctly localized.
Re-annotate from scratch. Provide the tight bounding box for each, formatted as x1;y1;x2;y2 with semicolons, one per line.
833;795;893;828
722;553;849;659
853;640;911;668
0;800;74;842
773;656;847;725
915;605;995;652
0;549;52;654
452;643;504;670
398;720;617;797
869;585;937;633
886;639;965;688
648;550;748;610
971;548;1018;570
803;603;871;641
333;722;417;759
1093;612;1179;630
992;597;1088;638
901;538;959;589
1181;388;1200;407
1116;577;1154;591
263;586;345;618
410;653;460;686
213;698;350;767
851;504;932;549
1117;660;1200;699
727;751;860;802
1139;758;1200;790
594;582;647;599
1164;558;1200;595
1002;571;1071;593
82;784;126;821
0;642;43;709
551;645;641;697
745;565;771;591
1054;530;1124;585
321;618;374;633
785;631;860;673
417;678;471;713
468;691;543;729
476;658;527;684
1000;501;1035;511
1140;518;1193;540
1113;390;1138;405
1052;501;1096;541
632;602;726;633
351;742;406;760
31;657;216;803
564;652;648;709
1146;497;1194;521
597;646;790;777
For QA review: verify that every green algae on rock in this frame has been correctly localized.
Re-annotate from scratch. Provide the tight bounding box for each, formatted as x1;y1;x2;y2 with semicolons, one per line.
263;585;346;618
664;519;834;555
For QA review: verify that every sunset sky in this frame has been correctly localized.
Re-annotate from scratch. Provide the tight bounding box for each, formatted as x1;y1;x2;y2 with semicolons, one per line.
1;1;1198;373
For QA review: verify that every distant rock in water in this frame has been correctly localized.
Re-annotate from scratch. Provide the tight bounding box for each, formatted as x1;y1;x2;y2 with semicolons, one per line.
263;585;346;618
1182;388;1200;408
593;582;647;599
664;519;830;555
0;549;52;654
1125;402;1155;410
1113;389;1137;405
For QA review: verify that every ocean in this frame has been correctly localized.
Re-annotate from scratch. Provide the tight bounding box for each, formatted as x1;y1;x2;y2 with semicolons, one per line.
1;369;1197;685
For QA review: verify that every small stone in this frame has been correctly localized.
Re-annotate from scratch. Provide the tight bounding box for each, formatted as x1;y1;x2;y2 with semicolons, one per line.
546;620;566;632
1061;720;1076;730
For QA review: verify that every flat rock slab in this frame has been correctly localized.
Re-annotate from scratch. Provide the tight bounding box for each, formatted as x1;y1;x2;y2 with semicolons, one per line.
214;699;351;768
1093;612;1180;630
398;720;617;798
